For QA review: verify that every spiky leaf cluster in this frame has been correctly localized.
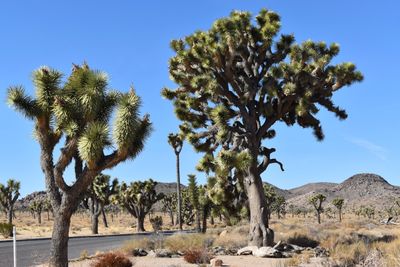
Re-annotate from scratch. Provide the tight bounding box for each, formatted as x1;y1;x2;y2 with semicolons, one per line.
7;63;152;201
332;197;344;210
308;193;326;212
162;193;177;213
163;9;363;194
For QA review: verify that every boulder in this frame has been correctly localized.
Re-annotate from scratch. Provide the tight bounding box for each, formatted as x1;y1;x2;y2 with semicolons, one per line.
132;248;148;256
253;246;282;258
155;249;173;258
237;246;258;255
210;258;223;267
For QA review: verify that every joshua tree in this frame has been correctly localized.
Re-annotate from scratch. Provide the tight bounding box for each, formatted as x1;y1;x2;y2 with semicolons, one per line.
187;174;201;232
180;189;196;226
272;195;286;219
332;197;344;222
168;133;184;230
30;199;44;224
7;63;151;266
162;9;363;246
0;179;20;226
162;193;177;225
263;184;277;219
83;174;118;234
198;184;213;233
309;193;326;224
114;179;163;232
43;198;53;221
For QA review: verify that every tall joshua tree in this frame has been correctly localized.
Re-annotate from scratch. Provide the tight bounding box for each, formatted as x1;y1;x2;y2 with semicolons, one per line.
332;197;344;222
162;9;363;246
168;133;184;230
0;179;20;226
309;193;326;224
7;63;151;266
83;173;118;234
114;179;164;232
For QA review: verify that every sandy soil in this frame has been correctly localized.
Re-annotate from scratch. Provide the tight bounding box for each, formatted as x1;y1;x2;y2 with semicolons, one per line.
65;255;288;267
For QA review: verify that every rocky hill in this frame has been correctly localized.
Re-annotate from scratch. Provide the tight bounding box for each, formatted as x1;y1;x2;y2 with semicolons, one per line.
285;173;400;210
16;173;399;212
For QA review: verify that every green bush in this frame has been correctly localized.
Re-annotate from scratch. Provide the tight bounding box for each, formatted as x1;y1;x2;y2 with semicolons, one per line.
0;223;13;238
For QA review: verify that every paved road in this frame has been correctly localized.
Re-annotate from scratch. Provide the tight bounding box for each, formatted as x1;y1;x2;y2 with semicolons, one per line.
0;231;180;267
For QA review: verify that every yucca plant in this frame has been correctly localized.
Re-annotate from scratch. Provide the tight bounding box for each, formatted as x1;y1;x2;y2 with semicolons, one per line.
7;63;151;267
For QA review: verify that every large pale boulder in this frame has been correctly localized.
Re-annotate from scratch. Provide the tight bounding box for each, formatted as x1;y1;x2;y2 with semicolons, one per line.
253;246;282;258
237;246;258;255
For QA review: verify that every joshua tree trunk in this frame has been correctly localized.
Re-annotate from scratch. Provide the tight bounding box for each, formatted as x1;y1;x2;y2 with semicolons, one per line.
137;215;145;232
195;210;201;233
201;207;207;233
245;166;274;247
102;209;108;228
91;214;99;234
37;211;42;224
169;210;174;225
47;210;50;221
49;210;72;267
176;153;183;230
7;208;13;225
317;211;321;224
210;215;214;225
338;208;342;222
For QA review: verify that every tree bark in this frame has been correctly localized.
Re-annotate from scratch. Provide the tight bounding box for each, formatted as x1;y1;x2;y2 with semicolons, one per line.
102;209;108;228
37;211;42;224
137;215;145;232
338;209;342;222
201;207;207;233
210;215;214;225
49;211;71;267
176;153;183;230
196;210;201;233
317;211;321;224
91;214;99;234
169;210;174;226
245;170;274;247
7;208;13;225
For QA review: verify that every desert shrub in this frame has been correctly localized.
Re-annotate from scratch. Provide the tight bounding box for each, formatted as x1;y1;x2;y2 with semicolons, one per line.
79;249;89;260
183;249;211;264
164;233;214;252
214;232;247;248
331;241;368;266
91;252;132;267
287;233;319;248
150;216;163;232
123;235;164;252
0;223;13;238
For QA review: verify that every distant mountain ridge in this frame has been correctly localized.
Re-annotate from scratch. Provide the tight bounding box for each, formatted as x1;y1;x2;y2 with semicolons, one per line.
17;173;399;211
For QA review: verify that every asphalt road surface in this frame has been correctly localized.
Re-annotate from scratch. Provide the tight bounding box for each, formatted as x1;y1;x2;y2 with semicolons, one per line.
0;231;180;267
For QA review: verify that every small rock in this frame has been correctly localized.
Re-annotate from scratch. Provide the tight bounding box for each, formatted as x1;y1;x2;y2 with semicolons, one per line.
147;250;156;257
314;246;329;257
132;248;148;256
237;246;258;255
253;246;282;258
155;249;172;258
210;258;223;267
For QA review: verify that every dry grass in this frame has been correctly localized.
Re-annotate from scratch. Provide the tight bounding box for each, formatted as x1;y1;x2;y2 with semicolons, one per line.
164;233;214;252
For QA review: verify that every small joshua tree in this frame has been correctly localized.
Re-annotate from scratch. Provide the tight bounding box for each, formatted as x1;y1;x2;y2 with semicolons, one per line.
162;193;177;226
263;184;277;219
30;199;44;224
168;133;184;230
0;179;20;226
188;174;201;232
272;195;286;219
332;197;344;222
114;179;164;232
83;174;118;234
308;193;326;224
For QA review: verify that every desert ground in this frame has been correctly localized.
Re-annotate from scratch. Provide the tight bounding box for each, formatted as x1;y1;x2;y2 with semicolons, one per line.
5;211;399;266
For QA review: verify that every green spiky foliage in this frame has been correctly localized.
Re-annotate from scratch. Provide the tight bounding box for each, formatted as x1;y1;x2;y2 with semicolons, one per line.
263;184;277;219
0;179;20;225
162;8;363;246
167;132;184;230
43;197;53;221
7;63;152;267
332;197;345;222
83;173;118;234
187;174;201;232
162;193;177;225
29;199;44;224
308;193;326;224
113;179;164;232
180;188;196;226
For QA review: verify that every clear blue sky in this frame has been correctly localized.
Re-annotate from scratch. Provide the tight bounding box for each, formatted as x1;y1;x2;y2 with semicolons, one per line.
0;1;399;196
